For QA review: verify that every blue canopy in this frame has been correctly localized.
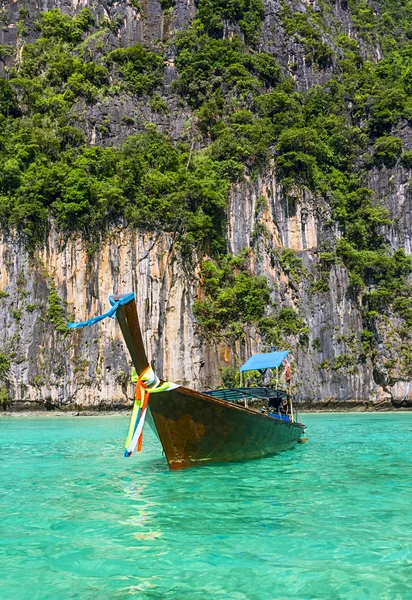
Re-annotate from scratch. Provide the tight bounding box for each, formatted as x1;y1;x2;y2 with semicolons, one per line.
240;351;290;373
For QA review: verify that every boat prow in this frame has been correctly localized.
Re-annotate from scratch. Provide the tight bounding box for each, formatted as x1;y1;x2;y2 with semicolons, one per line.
112;293;305;469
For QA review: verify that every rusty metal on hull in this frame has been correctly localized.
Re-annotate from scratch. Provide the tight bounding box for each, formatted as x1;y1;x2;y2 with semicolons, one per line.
114;294;305;470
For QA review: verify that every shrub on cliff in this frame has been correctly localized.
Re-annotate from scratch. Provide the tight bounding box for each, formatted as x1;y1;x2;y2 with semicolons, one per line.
107;45;164;95
196;0;265;45
373;136;403;168
36;8;95;43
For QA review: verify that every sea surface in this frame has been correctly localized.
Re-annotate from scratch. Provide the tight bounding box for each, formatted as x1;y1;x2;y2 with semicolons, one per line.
1;413;412;600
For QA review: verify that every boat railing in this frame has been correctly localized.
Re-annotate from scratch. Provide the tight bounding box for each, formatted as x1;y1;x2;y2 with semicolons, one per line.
203;387;291;412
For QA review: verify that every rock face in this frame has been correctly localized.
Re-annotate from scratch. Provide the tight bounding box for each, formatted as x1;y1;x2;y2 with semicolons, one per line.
0;227;231;409
0;0;411;410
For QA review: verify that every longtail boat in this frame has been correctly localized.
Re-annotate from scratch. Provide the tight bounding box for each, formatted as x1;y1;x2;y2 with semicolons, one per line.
69;293;306;469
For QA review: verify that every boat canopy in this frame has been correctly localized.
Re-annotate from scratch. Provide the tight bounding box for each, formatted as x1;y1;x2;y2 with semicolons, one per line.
240;350;290;373
205;388;289;402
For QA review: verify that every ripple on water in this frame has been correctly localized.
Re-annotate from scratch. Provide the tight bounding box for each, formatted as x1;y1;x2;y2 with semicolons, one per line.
1;413;412;599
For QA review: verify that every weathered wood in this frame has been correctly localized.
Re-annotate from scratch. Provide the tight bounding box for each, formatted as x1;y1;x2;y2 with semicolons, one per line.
149;387;305;469
114;293;305;469
114;293;149;376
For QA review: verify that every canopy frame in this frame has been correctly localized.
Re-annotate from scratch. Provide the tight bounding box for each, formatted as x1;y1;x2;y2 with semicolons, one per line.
239;350;290;387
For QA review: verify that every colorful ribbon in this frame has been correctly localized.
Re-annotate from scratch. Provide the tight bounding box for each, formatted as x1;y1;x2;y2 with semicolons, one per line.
67;293;135;330
124;366;179;457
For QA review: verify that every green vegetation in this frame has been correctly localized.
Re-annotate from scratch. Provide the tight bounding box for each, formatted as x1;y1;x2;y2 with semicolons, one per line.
401;151;412;169
319;353;358;373
160;0;175;10
107;44;164;95
194;252;274;340
171;0;412;344
0;351;10;408
312;337;322;351
279;0;334;69
0;351;10;378
174;27;281;107
277;249;307;285
12;309;22;321
277;308;308;340
0;9;181;247
373;136;403;168
196;0;265;45
0;125;229;249
0;388;10;407
220;365;241;388
331;353;357;372
150;93;169;113
0;0;411;358
47;282;69;333
194;251;308;344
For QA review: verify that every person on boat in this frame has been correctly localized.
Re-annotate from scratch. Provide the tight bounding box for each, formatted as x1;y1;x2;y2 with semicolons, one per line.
280;397;288;415
267;393;282;414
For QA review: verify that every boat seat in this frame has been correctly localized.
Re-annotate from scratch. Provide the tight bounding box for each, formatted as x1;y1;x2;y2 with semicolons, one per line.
268;412;290;422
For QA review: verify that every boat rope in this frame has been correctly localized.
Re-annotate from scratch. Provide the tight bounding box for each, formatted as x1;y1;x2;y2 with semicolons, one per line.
67;292;135;330
124;365;179;457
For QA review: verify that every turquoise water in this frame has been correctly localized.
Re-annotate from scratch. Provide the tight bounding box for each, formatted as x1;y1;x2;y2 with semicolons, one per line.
1;413;412;600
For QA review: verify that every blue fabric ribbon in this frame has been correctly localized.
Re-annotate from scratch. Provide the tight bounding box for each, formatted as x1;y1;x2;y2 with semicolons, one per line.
67;292;135;330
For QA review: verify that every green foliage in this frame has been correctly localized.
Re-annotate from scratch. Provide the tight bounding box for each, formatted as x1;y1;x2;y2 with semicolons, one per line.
277;308;308;338
279;1;334;69
312;337;322;351
4;11;118;114
0;44;14;64
0;123;229;249
0;352;10;378
160;0;175;9
196;0;265;45
393;295;412;329
331;183;412;306
319;360;330;370
220;365;241;388
150;93;169;113
0;388;10;406
311;275;329;293
47;282;68;333
36;8;95;43
0;0;411;351
334;188;393;252
373;136;403;168
361;329;374;352
0;80;20;117
277;249;306;285
12;309;22;321
107;44;164;95
401;150;412;169
331;353;357;372
194;252;274;340
175;29;280;109
194;251;308;344
209;115;274;179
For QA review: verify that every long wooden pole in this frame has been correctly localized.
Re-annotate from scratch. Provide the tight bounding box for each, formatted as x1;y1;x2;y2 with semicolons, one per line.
112;293;149;377
288;381;294;422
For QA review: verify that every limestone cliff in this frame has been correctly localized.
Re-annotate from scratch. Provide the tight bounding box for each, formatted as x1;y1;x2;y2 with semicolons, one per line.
0;0;411;410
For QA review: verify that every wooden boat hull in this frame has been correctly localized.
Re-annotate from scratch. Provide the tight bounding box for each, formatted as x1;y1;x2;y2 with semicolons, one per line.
113;294;305;470
148;386;305;469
